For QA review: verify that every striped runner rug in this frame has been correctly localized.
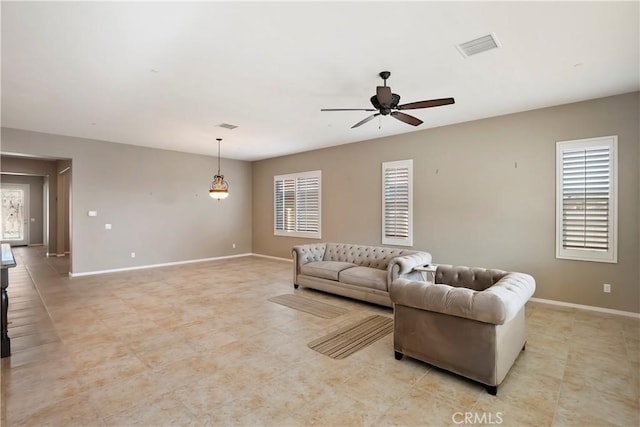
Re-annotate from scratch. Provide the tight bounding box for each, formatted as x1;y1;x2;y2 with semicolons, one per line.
308;315;393;359
268;294;349;319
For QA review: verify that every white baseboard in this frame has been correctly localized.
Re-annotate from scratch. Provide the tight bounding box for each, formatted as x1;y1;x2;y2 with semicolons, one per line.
529;297;640;319
69;253;253;277
250;253;292;262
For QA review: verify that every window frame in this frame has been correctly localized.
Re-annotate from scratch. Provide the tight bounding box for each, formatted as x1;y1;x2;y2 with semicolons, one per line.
382;159;413;247
273;170;322;239
555;136;618;263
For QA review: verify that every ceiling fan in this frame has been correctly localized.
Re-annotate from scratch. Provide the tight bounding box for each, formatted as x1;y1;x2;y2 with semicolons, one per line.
321;71;455;129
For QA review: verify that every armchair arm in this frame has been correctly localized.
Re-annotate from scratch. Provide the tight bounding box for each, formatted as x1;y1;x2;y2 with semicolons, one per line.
387;251;432;284
390;272;535;325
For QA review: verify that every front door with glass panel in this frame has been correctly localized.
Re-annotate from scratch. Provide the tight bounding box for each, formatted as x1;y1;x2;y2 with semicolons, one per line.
1;184;30;246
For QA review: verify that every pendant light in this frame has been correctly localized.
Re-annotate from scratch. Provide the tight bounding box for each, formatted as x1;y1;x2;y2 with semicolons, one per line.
209;138;229;200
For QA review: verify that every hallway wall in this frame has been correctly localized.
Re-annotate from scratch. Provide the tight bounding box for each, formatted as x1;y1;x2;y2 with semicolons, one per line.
1;128;253;275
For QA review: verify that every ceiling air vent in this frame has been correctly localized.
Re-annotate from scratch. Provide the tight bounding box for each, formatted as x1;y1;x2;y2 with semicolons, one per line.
456;34;500;58
218;123;238;130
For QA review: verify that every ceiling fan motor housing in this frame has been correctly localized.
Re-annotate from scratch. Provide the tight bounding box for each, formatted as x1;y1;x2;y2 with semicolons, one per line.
370;93;401;113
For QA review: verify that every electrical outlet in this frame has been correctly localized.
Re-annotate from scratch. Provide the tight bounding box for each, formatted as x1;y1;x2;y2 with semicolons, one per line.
232;243;236;249
131;252;136;258
105;223;112;230
603;283;611;293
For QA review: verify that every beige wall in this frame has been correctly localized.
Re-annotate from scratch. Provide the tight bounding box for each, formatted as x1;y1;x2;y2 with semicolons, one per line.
1;128;253;274
252;92;640;313
1;93;637;312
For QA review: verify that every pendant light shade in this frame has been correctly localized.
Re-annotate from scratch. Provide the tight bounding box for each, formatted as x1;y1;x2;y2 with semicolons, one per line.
209;138;229;200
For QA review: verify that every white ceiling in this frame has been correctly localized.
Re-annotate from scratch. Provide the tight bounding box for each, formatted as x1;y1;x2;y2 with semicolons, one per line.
2;1;638;161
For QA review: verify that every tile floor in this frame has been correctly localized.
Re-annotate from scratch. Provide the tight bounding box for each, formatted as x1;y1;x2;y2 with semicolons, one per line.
1;246;639;426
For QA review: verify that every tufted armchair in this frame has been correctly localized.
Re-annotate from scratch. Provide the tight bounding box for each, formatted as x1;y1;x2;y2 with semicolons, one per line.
390;265;535;395
292;243;431;307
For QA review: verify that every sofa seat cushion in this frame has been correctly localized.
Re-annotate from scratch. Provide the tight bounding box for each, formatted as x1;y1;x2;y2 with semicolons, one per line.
300;261;357;281
339;266;387;292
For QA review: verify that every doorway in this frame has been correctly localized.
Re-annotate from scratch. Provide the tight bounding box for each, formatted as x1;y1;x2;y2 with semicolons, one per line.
1;183;30;246
0;157;71;269
56;165;71;256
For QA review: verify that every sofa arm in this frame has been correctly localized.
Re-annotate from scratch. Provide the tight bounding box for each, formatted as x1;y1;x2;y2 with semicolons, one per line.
388;251;432;284
390;272;535;325
292;244;326;269
292;244;326;286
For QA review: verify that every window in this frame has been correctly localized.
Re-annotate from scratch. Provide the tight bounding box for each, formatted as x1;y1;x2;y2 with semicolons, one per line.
382;159;413;246
556;136;617;263
274;170;321;238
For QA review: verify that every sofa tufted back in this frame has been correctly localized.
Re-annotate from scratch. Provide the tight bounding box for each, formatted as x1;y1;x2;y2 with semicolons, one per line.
324;243;411;270
293;243;327;265
435;265;508;292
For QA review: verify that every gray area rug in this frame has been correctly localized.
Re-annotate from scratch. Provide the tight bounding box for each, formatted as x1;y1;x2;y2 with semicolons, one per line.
268;294;349;319
308;315;393;359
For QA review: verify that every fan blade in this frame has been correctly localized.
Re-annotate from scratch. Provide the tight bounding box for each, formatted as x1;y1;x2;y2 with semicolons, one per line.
391;111;423;126
376;86;392;106
321;108;377;112
351;113;380;129
396;98;455;110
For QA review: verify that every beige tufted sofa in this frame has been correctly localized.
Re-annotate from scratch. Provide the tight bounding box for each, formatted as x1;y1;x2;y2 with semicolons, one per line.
390;265;535;395
292;243;431;307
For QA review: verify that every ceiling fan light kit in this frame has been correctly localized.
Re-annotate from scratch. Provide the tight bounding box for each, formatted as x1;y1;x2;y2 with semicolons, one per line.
321;71;455;128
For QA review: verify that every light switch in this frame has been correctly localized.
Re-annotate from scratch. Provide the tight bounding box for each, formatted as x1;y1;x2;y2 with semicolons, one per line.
105;224;112;230
88;211;98;217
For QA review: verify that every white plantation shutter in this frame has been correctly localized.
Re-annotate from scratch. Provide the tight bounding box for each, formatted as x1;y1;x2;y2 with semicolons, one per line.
556;137;617;263
274;178;296;232
274;170;321;238
561;148;610;250
382;160;413;246
295;175;320;233
384;168;410;238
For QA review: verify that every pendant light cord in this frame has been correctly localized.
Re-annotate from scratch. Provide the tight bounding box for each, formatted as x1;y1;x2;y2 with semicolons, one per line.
217;138;222;175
